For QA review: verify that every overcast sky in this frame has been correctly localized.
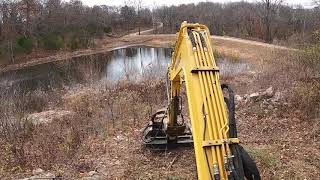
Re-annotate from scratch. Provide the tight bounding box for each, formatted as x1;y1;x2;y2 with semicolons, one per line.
75;0;316;8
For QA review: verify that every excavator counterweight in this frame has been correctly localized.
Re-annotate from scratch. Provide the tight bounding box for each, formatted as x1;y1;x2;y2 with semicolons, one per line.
142;22;260;180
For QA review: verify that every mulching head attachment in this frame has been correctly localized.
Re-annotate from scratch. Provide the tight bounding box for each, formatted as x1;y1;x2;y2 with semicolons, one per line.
142;108;193;149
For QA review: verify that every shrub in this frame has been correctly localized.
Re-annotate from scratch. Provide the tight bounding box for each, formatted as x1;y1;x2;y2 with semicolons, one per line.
86;23;99;35
300;44;320;73
17;37;33;54
0;45;9;64
103;26;112;33
68;35;90;50
313;30;320;43
290;81;320;119
290;42;320;119
42;34;64;50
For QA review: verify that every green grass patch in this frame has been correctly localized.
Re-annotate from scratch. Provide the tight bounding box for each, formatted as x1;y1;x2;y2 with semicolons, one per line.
17;37;33;54
42;34;64;50
246;147;280;169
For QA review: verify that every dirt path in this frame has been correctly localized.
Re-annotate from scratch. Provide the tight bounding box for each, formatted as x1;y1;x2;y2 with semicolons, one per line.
128;22;163;35
211;35;297;51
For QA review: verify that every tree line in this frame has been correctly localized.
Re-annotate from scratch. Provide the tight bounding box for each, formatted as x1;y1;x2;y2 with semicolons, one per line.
155;1;320;44
0;0;152;64
0;0;319;64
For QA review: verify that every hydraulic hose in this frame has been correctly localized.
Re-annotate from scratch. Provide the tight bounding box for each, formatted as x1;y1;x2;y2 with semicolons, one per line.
222;84;244;180
222;84;261;180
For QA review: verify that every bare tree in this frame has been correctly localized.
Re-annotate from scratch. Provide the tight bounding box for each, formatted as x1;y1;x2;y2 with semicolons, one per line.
135;0;142;35
257;0;283;42
21;0;37;37
151;2;158;34
1;0;20;63
120;3;136;33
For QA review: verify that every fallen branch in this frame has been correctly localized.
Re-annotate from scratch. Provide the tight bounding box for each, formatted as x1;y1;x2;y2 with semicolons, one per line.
167;154;179;171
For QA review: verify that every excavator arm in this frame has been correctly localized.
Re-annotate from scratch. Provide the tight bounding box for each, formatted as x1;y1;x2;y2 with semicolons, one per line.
143;22;260;180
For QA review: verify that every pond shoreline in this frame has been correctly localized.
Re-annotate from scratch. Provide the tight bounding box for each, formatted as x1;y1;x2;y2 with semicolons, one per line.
0;46;252;93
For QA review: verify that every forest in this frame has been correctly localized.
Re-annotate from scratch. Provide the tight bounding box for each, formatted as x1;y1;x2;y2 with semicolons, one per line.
0;0;319;65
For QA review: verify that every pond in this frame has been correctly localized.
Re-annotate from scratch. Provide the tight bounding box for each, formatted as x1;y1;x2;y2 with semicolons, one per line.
0;46;250;92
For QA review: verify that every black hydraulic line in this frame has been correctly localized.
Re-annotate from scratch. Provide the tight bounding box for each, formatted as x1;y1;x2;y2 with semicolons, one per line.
239;145;261;180
202;104;214;180
221;84;245;180
187;29;196;49
228;155;241;180
230;145;245;180
221;84;237;138
222;84;261;180
199;32;207;49
214;174;220;180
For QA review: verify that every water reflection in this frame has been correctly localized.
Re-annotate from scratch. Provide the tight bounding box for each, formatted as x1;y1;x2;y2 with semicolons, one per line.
0;46;250;92
107;47;171;81
0;53;110;92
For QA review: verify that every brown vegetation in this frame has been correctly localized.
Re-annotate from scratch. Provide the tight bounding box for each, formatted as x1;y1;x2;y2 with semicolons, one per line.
0;79;167;178
0;0;319;178
0;40;319;179
155;1;320;45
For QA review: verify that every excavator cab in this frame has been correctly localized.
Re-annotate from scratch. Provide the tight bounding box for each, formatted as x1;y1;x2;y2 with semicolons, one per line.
142;22;260;180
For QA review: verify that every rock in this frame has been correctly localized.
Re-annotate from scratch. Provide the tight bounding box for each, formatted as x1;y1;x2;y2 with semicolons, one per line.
262;87;274;98
27;110;74;125
79;172;86;177
44;172;55;178
249;92;260;100
32;168;44;176
273;92;281;102
292;117;301;123
88;171;97;176
248;70;256;74
266;86;273;95
30;169;56;180
235;94;243;102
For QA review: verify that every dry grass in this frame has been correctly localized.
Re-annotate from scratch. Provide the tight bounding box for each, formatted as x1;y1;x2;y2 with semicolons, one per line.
0;37;319;179
287;45;320;119
216;40;320;179
0;79;167;178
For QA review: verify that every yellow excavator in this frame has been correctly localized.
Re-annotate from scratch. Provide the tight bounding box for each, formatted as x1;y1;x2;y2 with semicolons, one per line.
142;22;260;180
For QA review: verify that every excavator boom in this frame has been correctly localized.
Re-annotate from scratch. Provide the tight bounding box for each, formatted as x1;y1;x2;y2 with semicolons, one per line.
143;22;260;180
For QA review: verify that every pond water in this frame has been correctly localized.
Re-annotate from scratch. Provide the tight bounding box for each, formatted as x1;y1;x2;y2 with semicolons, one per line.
106;47;171;81
0;46;250;92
